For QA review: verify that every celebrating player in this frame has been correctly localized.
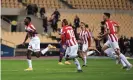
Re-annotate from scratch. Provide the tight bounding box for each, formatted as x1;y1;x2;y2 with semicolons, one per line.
23;17;55;71
99;13;132;70
61;19;82;72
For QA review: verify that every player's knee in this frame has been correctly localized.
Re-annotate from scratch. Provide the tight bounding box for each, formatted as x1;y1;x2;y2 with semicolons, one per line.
35;52;41;58
27;55;31;59
102;45;108;51
115;48;120;55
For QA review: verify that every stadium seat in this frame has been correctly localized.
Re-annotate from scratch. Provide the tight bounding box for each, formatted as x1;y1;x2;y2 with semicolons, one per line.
64;0;133;10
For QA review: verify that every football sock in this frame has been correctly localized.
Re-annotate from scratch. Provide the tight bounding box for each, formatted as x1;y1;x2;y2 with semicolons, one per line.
59;54;63;62
120;59;126;67
41;47;49;55
119;53;131;67
84;56;87;65
87;51;94;56
74;58;81;70
27;59;32;68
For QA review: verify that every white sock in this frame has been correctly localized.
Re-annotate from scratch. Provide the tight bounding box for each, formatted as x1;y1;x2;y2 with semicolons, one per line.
120;59;126;67
27;59;32;68
84;56;87;65
74;58;81;70
119;53;131;66
41;47;49;55
87;51;94;56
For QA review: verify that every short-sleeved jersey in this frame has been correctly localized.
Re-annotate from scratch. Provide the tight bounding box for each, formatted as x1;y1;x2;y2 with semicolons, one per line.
25;23;37;39
61;25;77;47
105;19;119;42
79;30;91;44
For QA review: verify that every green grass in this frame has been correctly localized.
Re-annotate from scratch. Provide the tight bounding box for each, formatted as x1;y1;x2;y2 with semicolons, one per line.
1;58;133;80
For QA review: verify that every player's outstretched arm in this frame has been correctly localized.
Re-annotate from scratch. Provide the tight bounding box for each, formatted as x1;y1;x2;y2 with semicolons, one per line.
100;29;110;38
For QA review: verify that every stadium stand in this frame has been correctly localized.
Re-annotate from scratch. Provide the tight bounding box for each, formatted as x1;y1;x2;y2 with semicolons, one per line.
1;0;133;10
1;31;57;47
49;12;133;38
22;0;68;9
1;0;23;8
1;0;133;56
64;0;133;10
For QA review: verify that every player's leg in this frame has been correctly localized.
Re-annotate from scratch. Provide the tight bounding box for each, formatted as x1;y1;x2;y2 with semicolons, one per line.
73;58;82;72
58;52;64;65
103;41;121;65
24;40;35;71
77;43;84;61
87;46;101;56
72;45;82;72
77;50;84;61
33;39;41;58
41;44;56;55
58;44;64;64
102;43;110;52
64;47;71;65
111;42;132;70
58;45;65;65
104;48;121;64
82;51;87;67
103;40;120;64
65;45;82;72
25;42;33;71
82;43;88;67
74;45;82;72
25;50;33;70
104;43;127;68
58;44;71;65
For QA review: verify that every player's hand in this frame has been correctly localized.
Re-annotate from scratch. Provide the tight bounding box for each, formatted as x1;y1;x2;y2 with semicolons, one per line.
97;35;102;38
97;34;103;40
62;45;66;49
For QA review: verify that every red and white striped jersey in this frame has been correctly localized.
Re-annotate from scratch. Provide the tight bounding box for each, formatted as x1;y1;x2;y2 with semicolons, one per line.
105;19;119;42
61;25;77;47
79;30;91;44
25;23;37;38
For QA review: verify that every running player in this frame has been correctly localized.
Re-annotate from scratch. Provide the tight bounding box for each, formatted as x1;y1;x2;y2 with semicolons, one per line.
57;28;71;65
99;13;132;70
23;17;55;71
61;19;82;72
79;22;91;67
85;24;101;56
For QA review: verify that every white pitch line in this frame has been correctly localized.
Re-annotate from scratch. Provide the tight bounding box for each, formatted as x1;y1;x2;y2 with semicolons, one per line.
1;70;19;72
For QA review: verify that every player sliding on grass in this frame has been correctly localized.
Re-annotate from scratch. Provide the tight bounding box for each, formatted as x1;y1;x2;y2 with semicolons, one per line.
23;17;56;71
98;13;132;70
61;19;82;72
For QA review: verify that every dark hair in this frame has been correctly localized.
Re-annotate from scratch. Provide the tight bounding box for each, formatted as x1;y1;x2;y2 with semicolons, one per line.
104;13;111;18
62;19;68;25
26;17;31;22
85;24;88;28
80;22;86;27
101;21;105;25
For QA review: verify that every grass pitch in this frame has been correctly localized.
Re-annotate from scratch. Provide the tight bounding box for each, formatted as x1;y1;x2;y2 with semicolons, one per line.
1;58;133;80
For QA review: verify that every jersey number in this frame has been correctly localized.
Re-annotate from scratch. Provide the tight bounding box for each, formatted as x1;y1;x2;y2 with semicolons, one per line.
67;30;75;38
